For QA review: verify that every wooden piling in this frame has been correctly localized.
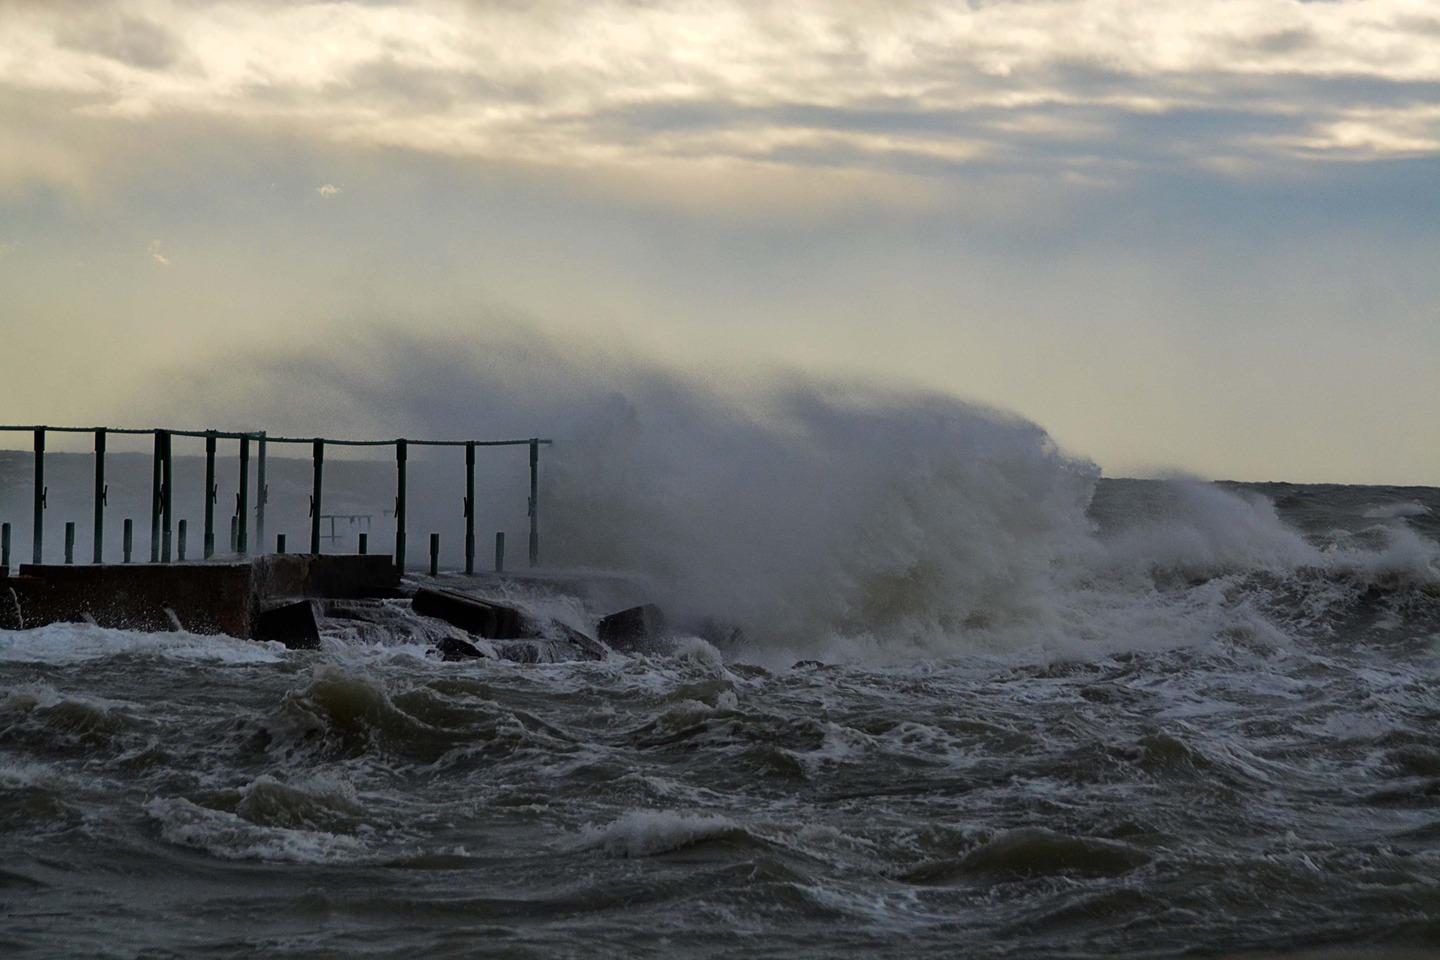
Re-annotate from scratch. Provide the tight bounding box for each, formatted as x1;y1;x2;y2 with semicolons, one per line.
204;433;216;559
528;438;539;568
237;436;250;555
394;439;408;571
150;431;162;563
93;429;106;563
161;430;173;563
310;439;324;555
33;427;46;564
465;442;476;576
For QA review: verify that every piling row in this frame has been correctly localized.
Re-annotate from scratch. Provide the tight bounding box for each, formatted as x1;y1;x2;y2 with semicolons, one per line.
0;424;550;576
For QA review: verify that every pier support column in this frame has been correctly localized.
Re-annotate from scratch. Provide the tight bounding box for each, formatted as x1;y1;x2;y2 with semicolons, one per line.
465;442;475;575
528;438;539;568
237;436;250;555
93;429;106;563
310;439;324;555
33;428;45;564
204;433;216;559
150;431;162;562
394;439;407;571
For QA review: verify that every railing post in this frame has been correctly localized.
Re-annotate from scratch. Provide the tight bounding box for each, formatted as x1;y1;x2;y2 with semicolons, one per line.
465;441;476;575
93;428;106;563
203;432;216;559
177;519;187;562
64;521;74;564
310;438;324;555
528;438;539;568
430;532;440;576
33;427;46;564
160;430;173;563
123;518;133;563
150;430;162;562
494;530;505;573
256;432;267;551
237;435;250;555
394;439;407;571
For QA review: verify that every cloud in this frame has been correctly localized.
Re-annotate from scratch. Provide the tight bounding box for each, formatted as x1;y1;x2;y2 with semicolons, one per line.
2;0;1439;197
148;238;169;266
317;183;342;197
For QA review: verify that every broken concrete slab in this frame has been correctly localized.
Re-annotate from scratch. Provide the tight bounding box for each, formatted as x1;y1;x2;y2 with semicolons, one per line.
597;604;669;653
254;599;322;650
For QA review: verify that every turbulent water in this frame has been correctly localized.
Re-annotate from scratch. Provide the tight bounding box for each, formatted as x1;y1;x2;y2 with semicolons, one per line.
4;469;1440;956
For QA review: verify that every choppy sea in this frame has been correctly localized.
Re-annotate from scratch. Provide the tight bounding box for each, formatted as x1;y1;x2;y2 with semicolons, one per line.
3;477;1439;958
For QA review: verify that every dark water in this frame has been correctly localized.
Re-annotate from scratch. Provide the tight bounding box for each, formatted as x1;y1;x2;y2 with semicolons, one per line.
3;479;1439;958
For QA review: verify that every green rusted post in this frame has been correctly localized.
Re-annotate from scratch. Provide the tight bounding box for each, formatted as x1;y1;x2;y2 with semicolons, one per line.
64;522;74;564
203;433;216;559
255;432;267;551
528;438;539;568
464;442;476;575
93;428;106;563
494;530;505;573
237;436;250;555
150;430;162;562
177;519;187;562
310;439;324;555
429;532;440;576
394;439;407;570
33;428;46;564
160;430;173;563
123;518;133;563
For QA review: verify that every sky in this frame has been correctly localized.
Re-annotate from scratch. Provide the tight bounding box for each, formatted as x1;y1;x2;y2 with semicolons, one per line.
1;0;1438;483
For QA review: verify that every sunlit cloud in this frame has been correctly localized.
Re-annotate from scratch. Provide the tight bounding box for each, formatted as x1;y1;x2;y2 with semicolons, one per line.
2;0;1439;196
148;238;169;266
316;183;342;197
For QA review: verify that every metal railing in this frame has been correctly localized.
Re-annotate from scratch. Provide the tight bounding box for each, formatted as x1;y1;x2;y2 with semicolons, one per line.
0;424;551;573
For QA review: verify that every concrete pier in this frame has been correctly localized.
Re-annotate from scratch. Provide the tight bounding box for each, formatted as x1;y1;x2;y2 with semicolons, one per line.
0;554;398;639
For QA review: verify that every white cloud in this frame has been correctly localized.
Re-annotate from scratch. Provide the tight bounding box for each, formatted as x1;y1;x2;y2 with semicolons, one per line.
317;183;342;197
148;238;169;266
1;0;1438;187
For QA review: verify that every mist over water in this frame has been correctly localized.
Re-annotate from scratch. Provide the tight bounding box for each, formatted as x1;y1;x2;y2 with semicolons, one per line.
4;326;1440;957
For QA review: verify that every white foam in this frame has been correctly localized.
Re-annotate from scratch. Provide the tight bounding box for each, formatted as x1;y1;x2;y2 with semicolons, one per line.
575;809;740;858
0;622;286;666
1363;501;1430;519
145;796;366;863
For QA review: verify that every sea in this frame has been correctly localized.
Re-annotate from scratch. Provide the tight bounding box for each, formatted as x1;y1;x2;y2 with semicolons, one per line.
2;417;1439;957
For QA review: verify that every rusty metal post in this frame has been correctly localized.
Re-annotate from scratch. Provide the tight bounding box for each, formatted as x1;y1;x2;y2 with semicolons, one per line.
33;427;46;564
93;428;106;563
494;530;505;573
150;430;162;562
229;515;237;553
203;433;216;559
177;519;187;562
123;518;133;563
64;522;74;564
237;436;250;555
160;430;173;563
394;439;407;570
358;532;368;555
429;533;440;577
1;522;9;573
465;442;476;575
310;439;324;555
276;533;286;555
528;438;539;568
